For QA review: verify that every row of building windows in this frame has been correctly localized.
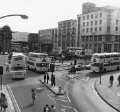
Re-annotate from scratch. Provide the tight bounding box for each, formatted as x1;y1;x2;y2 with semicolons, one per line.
83;20;102;26
82;27;102;33
81;36;102;42
83;12;102;20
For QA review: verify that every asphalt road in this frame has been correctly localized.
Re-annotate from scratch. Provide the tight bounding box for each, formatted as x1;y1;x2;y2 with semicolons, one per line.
1;63;119;112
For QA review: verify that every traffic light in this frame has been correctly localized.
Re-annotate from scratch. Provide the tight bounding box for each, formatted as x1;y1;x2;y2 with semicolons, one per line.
0;66;3;75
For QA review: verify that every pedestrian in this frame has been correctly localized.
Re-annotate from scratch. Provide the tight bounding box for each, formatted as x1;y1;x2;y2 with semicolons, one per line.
0;93;8;112
74;59;77;65
31;88;36;105
46;72;49;84
44;73;46;83
117;75;120;86
50;105;56;112
51;74;54;86
109;75;114;87
53;74;56;86
43;104;50;112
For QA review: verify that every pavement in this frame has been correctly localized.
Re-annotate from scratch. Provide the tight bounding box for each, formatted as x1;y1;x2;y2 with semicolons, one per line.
0;85;15;112
94;72;120;112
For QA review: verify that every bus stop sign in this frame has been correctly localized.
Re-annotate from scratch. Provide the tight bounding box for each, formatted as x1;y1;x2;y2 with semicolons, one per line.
0;66;3;75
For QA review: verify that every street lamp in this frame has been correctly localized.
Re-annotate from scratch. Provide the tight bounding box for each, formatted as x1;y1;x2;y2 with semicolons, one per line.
0;14;28;90
0;14;28;20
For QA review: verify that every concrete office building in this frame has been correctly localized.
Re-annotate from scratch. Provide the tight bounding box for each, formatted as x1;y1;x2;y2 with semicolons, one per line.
58;19;77;51
38;28;58;54
77;2;120;53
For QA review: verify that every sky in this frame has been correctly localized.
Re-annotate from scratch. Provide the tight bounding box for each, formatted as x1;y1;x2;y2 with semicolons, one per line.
0;0;120;33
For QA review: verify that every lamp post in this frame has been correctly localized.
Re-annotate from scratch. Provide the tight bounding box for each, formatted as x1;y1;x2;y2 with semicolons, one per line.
0;14;28;90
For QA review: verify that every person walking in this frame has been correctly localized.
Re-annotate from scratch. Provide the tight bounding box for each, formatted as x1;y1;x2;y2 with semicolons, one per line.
53;74;56;86
43;104;50;112
31;89;36;105
50;105;56;112
44;73;46;83
109;75;114;87
117;75;120;86
46;72;49;84
51;74;54;86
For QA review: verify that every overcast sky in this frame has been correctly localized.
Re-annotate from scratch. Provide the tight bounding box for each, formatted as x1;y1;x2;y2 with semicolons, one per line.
0;0;120;33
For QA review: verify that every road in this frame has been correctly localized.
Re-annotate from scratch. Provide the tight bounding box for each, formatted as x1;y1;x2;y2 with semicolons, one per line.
1;63;119;112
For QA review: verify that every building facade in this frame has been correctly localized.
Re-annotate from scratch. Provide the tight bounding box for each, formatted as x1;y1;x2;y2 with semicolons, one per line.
38;28;58;54
11;32;29;52
58;19;77;51
28;33;39;52
77;2;120;53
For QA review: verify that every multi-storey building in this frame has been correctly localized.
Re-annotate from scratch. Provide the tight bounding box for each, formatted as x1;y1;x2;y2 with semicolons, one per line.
12;32;29;52
38;28;58;54
58;19;77;51
77;2;120;53
28;33;39;52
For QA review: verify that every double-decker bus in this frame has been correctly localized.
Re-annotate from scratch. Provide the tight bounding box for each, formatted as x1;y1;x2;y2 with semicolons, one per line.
91;52;120;72
9;52;27;79
27;52;49;73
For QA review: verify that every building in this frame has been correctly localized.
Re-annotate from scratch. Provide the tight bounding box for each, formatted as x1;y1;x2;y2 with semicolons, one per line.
58;19;77;51
11;32;29;52
77;2;120;53
28;33;39;52
38;28;58;54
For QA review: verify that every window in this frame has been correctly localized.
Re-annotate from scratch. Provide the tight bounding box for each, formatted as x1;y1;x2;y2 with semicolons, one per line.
83;16;85;20
115;26;118;31
87;22;89;26
95;21;97;25
86;28;89;33
95;27;97;31
90;36;93;41
98;35;102;41
91;14;93;19
87;15;89;20
100;13;102;17
95;14;98;18
99;27;102;31
82;29;85;33
91;21;93;25
89;44;92;49
83;22;85;26
116;20;118;25
99;20;102;24
91;28;93;32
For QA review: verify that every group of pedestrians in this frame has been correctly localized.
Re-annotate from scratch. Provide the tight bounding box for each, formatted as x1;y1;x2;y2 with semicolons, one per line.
43;104;56;112
109;75;120;87
43;72;56;87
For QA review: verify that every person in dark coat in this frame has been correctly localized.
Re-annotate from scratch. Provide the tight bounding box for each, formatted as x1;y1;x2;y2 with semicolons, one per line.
46;72;49;84
53;74;56;86
109;75;114;87
44;73;46;83
51;74;54;86
117;75;120;86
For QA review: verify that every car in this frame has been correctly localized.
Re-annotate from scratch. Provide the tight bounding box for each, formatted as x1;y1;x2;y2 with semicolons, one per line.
75;64;91;71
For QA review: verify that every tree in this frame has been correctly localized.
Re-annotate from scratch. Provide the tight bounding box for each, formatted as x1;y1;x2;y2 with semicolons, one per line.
1;25;12;53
